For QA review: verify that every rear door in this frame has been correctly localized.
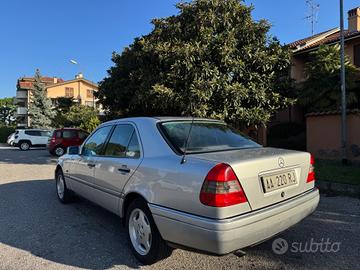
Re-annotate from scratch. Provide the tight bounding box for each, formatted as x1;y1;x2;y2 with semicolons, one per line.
93;124;142;213
68;125;113;199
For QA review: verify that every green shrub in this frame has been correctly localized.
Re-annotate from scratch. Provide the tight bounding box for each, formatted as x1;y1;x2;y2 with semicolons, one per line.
0;126;15;143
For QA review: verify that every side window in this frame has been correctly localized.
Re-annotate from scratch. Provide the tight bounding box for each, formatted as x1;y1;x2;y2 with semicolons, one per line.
78;131;89;140
82;126;112;157
25;130;41;136
126;132;141;159
41;131;51;137
104;124;134;157
63;130;77;138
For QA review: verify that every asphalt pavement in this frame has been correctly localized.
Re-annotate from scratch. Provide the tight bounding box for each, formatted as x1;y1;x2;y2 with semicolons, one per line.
0;145;359;270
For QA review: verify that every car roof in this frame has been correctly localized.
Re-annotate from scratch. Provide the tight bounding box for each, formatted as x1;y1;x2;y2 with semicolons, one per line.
100;116;223;127
54;128;84;131
17;128;50;131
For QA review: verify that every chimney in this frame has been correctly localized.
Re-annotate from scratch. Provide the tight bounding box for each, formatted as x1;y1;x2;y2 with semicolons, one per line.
348;7;360;32
53;77;58;84
75;72;83;79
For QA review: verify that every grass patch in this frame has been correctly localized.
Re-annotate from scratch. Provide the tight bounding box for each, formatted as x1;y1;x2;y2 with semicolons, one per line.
315;159;360;185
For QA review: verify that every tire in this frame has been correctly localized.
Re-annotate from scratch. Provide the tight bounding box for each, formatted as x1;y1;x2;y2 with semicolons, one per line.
54;146;66;157
126;198;172;265
19;141;30;151
55;170;73;203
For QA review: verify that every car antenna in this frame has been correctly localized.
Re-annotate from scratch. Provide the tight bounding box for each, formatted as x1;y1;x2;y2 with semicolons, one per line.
180;103;195;164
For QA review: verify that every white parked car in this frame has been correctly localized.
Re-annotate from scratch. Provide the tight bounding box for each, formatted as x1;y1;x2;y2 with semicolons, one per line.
6;133;16;146
14;129;52;151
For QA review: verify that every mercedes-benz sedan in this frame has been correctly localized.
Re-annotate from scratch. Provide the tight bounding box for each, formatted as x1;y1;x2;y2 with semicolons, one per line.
55;117;319;264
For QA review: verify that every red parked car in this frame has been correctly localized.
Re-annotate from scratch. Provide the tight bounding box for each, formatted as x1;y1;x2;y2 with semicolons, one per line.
48;128;89;156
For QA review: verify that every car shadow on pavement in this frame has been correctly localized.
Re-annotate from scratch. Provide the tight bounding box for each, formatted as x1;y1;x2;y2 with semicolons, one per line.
0;179;141;269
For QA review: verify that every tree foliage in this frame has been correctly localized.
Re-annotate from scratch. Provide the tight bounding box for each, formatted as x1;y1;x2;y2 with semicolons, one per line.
55;105;100;133
51;97;75;127
28;69;56;128
97;0;294;125
298;44;360;111
0;97;16;126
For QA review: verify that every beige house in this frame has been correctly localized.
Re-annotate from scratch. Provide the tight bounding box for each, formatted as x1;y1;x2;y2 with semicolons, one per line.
279;6;360;161
272;6;360;126
46;73;98;108
16;73;99;127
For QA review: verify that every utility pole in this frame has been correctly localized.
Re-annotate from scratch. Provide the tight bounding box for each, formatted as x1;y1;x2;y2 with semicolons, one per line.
339;0;347;164
305;0;320;35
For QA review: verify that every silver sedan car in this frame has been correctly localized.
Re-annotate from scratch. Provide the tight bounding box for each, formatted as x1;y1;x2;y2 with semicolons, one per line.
55;117;319;264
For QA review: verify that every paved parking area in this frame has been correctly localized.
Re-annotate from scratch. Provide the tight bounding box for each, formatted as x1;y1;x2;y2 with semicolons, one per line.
0;146;359;270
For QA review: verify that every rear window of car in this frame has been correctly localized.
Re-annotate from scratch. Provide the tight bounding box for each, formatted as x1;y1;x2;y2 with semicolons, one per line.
54;131;62;138
159;121;260;154
63;130;78;138
78;131;89;140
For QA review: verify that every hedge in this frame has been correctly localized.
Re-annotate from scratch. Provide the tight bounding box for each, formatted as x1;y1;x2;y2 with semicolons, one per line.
0;126;15;143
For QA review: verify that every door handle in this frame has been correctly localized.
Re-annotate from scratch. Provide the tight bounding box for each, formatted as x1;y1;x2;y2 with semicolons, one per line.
118;166;130;173
87;163;96;168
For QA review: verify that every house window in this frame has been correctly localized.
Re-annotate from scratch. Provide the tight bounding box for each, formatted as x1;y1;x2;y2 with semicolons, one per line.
65;87;74;97
354;44;360;67
87;89;94;98
85;101;95;107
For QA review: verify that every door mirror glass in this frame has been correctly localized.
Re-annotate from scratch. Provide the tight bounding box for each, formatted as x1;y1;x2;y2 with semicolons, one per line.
68;146;80;155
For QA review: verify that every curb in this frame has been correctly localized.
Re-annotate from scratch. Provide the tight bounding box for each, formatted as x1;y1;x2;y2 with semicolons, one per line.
316;180;360;198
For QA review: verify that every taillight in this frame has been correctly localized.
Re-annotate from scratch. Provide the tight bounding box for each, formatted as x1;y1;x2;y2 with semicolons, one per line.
200;163;247;207
306;154;315;183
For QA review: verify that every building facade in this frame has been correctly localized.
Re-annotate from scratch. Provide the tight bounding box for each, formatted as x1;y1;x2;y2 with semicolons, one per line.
15;73;98;127
282;6;360;160
272;6;360;126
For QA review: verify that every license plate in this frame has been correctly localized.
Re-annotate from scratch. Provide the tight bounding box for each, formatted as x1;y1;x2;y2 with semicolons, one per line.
261;170;297;193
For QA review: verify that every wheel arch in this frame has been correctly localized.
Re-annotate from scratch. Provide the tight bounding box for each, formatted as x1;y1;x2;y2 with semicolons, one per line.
121;192;148;224
19;139;32;145
55;164;63;179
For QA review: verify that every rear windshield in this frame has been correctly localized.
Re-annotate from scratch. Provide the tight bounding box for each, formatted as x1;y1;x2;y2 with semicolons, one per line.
159;121;260;154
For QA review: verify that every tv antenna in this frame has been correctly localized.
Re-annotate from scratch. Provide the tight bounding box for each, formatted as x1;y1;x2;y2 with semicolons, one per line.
305;0;320;35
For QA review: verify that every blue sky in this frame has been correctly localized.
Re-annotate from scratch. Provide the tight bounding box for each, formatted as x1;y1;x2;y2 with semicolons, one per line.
0;0;359;98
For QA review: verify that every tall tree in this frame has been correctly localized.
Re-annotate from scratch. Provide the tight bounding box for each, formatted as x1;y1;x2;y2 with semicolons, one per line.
97;0;294;125
0;97;16;126
28;69;56;128
298;44;360;111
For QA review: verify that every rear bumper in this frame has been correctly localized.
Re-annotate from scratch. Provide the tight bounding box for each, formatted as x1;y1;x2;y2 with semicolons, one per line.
149;188;319;255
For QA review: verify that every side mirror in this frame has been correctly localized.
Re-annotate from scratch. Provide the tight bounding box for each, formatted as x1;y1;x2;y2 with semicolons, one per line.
68;146;80;155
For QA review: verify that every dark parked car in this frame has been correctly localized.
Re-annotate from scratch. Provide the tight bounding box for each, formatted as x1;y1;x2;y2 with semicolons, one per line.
48;128;89;156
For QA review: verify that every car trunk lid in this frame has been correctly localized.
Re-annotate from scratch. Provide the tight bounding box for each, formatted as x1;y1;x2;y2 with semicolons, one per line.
193;147;313;211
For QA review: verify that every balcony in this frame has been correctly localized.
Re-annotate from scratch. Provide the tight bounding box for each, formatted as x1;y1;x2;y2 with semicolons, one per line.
16;90;28;99
17;107;28;115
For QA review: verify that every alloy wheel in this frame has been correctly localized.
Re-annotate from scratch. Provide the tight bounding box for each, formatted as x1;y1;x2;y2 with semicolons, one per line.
128;208;152;256
56;174;65;200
